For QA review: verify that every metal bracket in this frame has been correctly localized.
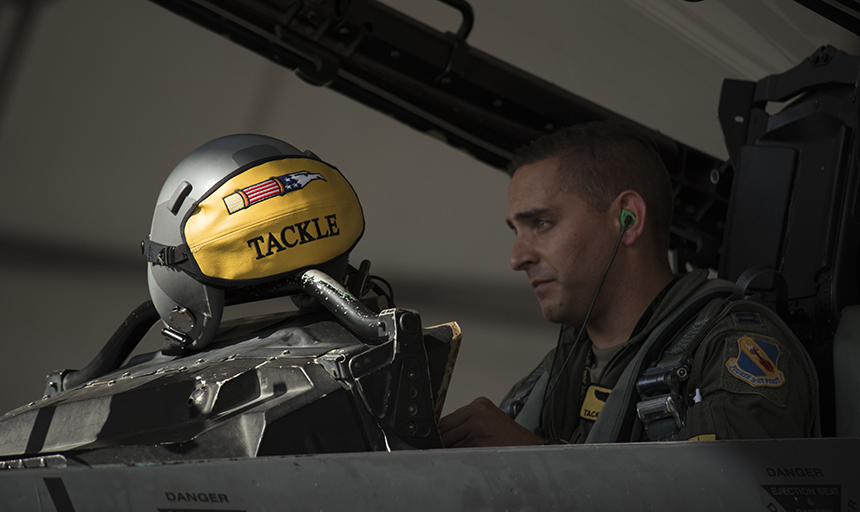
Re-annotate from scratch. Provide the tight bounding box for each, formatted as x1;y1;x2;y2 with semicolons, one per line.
44;369;71;397
0;454;67;470
435;32;469;84
636;357;690;398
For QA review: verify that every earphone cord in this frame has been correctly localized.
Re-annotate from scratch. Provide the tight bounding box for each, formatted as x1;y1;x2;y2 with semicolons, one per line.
541;220;631;408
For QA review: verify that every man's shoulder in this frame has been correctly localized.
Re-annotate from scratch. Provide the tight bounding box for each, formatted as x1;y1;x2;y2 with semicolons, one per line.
679;282;799;361
690;301;811;410
678;272;735;303
652;271;734;325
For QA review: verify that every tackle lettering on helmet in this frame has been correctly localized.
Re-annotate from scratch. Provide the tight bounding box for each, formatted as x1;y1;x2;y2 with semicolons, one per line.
247;214;341;260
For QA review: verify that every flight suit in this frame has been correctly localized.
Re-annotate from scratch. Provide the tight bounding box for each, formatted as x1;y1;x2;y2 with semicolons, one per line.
501;270;818;443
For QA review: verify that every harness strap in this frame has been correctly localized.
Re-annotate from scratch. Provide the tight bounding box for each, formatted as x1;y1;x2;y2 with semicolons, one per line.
635;267;818;442
585;279;735;443
641;417;679;442
732;264;790;319
637;304;731;442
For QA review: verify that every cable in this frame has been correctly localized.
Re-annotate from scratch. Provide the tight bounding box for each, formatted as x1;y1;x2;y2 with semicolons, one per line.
542;218;632;408
369;274;395;306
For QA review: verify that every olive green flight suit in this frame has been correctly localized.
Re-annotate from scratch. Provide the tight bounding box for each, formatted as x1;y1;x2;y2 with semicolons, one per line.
503;270;818;443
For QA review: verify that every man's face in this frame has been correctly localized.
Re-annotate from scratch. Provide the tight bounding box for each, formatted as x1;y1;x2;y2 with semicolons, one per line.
507;158;616;326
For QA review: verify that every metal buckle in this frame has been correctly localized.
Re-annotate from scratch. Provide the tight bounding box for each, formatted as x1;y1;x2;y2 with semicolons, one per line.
636;394;683;429
635;356;692;432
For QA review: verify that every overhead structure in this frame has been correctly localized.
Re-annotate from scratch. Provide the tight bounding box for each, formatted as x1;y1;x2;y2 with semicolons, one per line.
149;0;731;272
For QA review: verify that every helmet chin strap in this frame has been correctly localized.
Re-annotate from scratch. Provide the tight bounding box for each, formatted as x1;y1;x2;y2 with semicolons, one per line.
141;236;191;268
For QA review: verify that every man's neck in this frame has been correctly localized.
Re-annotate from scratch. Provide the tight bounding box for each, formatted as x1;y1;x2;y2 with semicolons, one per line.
585;263;675;350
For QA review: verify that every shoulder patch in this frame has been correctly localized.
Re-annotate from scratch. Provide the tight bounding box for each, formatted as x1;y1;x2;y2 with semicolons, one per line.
725;335;785;387
732;312;761;326
720;334;789;407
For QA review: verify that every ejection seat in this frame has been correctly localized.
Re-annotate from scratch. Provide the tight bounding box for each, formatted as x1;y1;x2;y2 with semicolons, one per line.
833;305;860;437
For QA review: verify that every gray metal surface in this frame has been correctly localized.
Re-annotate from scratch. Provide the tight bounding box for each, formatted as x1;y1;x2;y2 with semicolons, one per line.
0;438;855;511
0;301;453;461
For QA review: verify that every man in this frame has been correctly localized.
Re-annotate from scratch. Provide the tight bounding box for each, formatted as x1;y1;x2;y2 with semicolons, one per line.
438;122;817;447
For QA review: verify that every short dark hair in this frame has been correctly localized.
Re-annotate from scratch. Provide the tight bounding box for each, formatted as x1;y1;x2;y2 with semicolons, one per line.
508;121;673;249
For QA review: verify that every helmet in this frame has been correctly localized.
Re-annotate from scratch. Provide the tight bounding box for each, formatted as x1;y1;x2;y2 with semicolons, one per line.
142;134;364;353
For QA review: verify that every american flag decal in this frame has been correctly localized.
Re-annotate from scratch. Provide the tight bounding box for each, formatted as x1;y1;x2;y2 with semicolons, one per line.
223;171;326;214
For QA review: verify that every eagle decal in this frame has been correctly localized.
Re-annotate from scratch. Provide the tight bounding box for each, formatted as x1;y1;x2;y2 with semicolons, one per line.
223;171;326;214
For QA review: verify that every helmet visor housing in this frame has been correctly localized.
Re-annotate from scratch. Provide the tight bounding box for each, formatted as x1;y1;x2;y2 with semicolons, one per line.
182;156;363;285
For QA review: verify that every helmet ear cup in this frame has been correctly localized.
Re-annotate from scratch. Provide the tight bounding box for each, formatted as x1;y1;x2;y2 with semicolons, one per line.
147;265;224;354
620;209;636;232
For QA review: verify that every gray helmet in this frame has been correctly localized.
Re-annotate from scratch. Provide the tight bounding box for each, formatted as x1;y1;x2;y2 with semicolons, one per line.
143;134;364;353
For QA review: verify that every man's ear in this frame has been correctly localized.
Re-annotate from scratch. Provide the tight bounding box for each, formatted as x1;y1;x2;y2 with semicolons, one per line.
614;190;646;247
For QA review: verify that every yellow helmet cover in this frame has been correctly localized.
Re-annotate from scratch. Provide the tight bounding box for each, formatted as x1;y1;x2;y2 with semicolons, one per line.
180;156;364;283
